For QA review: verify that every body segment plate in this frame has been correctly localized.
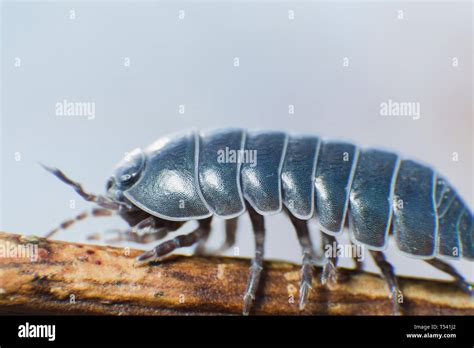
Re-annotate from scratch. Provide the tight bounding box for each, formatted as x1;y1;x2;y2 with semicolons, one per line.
435;179;462;259
393;160;437;258
198;128;246;218
459;208;473;260
314;141;359;234
241;131;288;215
281;135;320;220
124;131;211;221
349;149;399;249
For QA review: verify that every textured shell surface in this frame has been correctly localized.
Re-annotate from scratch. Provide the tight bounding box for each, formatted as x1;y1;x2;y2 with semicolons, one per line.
119;128;473;260
240;130;288;215
314;141;359;235
123;131;212;220
198;129;246;218
392;160;438;258
349;149;400;250
281;135;320;220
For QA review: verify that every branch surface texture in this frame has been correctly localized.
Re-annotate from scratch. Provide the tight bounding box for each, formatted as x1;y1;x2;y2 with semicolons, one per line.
0;232;472;315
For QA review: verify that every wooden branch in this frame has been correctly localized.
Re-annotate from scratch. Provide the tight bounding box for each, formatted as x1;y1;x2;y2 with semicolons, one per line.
0;232;472;315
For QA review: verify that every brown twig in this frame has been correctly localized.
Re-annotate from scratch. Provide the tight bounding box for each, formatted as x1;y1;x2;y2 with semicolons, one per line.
0;232;472;315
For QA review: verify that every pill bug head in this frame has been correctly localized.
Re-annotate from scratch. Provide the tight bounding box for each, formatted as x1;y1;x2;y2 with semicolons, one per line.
107;148;146;202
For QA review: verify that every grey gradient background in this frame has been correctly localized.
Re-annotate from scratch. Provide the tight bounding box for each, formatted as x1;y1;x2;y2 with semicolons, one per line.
1;0;473;283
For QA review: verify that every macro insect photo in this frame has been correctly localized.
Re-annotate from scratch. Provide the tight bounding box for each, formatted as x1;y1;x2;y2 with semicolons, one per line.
0;0;472;346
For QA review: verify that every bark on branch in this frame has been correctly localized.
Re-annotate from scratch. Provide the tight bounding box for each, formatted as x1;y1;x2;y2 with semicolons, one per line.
0;232;472;315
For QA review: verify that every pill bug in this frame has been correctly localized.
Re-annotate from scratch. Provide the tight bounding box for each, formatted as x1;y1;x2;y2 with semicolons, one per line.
42;128;474;315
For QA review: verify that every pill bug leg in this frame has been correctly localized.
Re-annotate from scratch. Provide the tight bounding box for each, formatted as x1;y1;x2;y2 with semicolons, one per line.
242;205;265;316
135;217;212;265
321;233;339;288
424;258;473;295
306;231;326;265
102;217;183;244
101;228;168;244
287;212;315;310
194;224;212;255
370;251;403;315
45;208;115;239
210;218;239;255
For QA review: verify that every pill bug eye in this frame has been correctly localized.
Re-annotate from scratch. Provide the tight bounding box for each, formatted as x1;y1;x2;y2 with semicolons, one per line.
120;173;133;182
113;148;146;190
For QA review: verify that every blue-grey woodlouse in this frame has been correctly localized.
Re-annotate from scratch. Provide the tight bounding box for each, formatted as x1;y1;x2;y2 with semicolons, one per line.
43;128;474;315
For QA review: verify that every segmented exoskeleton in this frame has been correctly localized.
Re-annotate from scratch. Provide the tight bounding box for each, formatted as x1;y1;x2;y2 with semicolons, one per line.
43;128;474;315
